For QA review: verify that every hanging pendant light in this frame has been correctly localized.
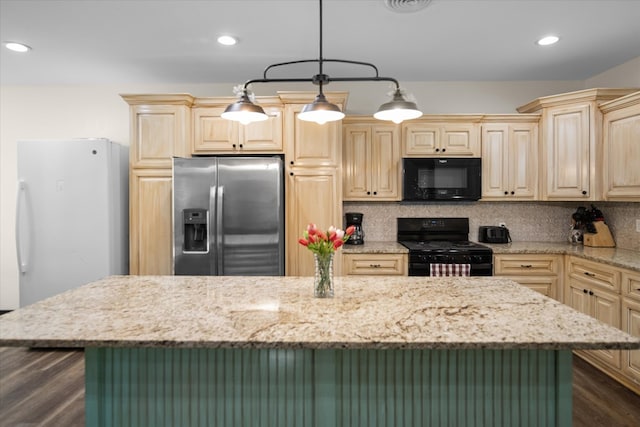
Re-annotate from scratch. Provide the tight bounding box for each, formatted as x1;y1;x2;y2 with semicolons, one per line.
220;90;268;125
374;88;423;124
222;0;422;125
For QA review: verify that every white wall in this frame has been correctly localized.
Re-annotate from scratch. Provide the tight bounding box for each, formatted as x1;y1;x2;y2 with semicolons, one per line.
1;58;638;310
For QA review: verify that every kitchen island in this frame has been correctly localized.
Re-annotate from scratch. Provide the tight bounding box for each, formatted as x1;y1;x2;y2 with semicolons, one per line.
1;275;638;426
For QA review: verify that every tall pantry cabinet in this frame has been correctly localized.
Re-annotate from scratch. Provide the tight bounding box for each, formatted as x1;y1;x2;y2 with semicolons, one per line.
121;94;193;275
281;92;347;276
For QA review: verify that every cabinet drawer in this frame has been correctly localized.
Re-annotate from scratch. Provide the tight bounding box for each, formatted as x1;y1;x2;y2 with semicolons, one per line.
494;255;560;275
622;270;640;301
567;257;620;293
509;276;558;299
343;254;407;276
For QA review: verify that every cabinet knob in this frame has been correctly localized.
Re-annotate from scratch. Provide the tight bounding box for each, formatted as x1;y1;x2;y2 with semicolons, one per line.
289;172;294;176
582;190;587;195
373;191;377;195
504;191;508;195
290;161;294;165
239;144;243;148
435;148;440;152
441;148;446;152
367;191;371;195
510;191;515;195
232;144;236;148
583;289;588;294
589;290;594;296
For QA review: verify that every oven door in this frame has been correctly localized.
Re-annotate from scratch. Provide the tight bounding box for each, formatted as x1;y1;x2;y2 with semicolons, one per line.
408;253;493;276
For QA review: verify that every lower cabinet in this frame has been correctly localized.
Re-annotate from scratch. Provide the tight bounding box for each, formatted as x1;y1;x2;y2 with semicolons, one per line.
565;256;640;394
129;169;173;275
621;270;640;391
493;254;562;300
343;254;408;276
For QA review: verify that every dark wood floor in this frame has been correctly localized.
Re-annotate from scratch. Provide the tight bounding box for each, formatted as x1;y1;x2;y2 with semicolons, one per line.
1;347;639;426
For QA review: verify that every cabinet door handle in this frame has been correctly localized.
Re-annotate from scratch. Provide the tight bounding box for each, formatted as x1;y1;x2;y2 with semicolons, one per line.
370;264;381;268
521;264;533;268
584;272;596;277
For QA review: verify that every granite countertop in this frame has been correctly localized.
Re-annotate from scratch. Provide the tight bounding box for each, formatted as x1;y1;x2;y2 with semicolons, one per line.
1;275;638;351
343;241;640;272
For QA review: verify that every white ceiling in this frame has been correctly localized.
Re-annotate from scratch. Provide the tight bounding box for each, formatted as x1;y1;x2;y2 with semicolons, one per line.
1;0;640;87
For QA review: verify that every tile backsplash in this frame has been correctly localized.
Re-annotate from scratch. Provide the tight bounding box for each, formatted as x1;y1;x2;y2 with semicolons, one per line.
343;201;640;251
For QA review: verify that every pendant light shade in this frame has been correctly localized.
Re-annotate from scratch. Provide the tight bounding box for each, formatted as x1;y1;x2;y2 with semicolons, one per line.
373;89;423;124
297;93;345;125
220;92;268;125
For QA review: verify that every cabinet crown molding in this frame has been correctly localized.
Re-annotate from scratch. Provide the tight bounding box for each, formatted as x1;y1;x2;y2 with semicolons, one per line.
516;88;639;113
599;90;640;113
120;93;195;106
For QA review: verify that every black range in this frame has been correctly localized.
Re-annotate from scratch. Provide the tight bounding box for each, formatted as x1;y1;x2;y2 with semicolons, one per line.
397;217;493;276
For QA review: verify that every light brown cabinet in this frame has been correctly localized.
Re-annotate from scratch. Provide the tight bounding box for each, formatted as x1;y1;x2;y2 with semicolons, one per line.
343;253;407;276
621;269;640;391
600;91;640;201
494;254;562;299
192;102;283;154
565;257;622;374
517;88;637;201
481;116;539;201
402;116;482;157
121;94;194;274
342;119;400;201
281;92;347;276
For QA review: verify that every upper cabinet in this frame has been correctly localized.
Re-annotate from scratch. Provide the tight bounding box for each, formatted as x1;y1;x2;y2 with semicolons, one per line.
402;116;482;157
342;118;401;201
517;88;638;201
599;91;640;202
481;115;539;201
121;94;194;169
192;98;283;154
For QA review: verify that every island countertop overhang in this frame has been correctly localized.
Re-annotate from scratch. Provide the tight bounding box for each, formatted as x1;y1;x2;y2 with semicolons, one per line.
1;275;638;351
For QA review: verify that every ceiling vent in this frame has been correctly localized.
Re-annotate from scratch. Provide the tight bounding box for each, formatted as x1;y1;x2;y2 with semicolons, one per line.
384;0;432;13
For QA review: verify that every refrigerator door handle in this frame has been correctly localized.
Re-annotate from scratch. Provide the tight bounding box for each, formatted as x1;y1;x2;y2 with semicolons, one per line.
216;185;225;275
15;180;28;274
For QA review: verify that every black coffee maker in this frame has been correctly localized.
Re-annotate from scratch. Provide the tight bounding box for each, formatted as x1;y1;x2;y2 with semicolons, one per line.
345;212;364;245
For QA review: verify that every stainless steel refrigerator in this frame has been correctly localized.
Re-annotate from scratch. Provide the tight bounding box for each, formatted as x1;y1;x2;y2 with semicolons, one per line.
172;156;284;276
16;139;129;307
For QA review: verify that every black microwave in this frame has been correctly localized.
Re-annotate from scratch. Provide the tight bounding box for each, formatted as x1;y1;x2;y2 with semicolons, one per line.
402;157;481;201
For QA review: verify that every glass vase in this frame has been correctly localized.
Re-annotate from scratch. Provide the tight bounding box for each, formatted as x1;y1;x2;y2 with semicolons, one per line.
314;253;334;298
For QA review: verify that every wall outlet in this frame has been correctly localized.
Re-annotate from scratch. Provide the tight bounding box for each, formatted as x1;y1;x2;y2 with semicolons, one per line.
636;219;640;233
499;222;507;228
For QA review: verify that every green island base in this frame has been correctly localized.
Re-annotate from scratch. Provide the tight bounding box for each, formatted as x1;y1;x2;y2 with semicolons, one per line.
85;347;572;426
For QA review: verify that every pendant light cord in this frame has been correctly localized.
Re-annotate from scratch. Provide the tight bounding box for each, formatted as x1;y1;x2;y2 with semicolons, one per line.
318;0;324;96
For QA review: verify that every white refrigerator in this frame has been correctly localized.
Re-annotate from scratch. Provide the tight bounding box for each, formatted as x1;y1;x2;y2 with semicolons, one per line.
16;139;129;307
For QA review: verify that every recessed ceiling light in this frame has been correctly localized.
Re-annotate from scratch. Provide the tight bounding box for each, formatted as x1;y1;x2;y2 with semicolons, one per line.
217;35;237;46
4;42;31;52
537;35;559;46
